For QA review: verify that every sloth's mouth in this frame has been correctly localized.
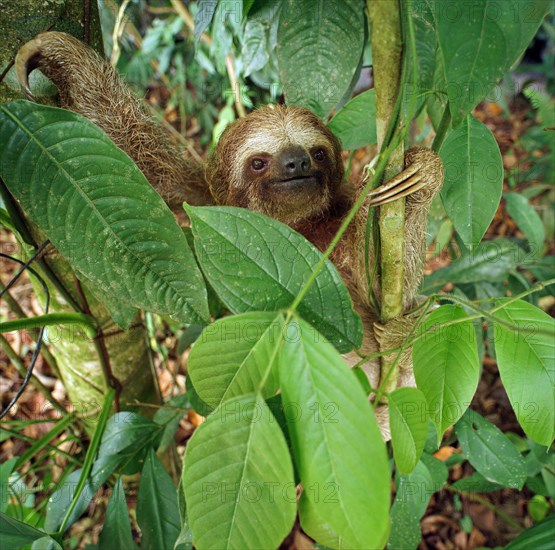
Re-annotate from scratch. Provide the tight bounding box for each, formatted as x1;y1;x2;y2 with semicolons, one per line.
268;175;318;191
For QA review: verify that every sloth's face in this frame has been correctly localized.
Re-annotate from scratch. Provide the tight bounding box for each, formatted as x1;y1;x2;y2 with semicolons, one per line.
212;105;344;226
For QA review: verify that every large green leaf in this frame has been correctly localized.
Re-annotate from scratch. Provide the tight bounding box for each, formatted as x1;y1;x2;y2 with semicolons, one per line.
422;238;525;292
327;90;377;150
389;387;428;475
187;205;363;353
440;115;503;249
494;299;555;446
413;305;480;443
137;450;180;550
0;101;209;326
280;317;389;549
455;410;527;489
183;394;296;549
277;0;365;118
434;0;551;126
504;193;545;257
188;312;282;407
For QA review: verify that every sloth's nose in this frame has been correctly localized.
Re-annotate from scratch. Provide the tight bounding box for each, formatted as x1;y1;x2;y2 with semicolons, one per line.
282;148;311;176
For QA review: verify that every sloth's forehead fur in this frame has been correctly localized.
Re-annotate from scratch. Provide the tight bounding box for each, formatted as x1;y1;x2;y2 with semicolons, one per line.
223;104;336;161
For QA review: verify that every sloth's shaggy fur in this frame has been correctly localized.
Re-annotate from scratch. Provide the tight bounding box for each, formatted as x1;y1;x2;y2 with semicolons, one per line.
17;32;444;438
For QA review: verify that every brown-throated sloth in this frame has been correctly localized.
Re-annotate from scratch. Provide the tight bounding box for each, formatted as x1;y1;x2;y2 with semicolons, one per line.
16;32;443;436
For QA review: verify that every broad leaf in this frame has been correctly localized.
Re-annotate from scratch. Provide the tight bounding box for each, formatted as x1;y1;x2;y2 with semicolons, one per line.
504;193;545;257
44;455;120;533
440;115;503;249
0;512;60;550
422;239;526;293
327;90;377;150
137;450;180;550
97;412;163;475
389;387;428;474
494;299;555;446
188;312;283;407
298;495;344;548
388;461;433;550
452;472;505;493
435;0;551;126
183;394;296;549
455;410;527;489
0;101;209;326
413;305;480;443
99;478;137;550
277;0;365;118
98;412;161;456
187;205;363;352
280;317;389;549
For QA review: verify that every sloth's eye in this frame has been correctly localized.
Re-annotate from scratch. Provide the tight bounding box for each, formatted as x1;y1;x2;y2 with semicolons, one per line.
251;158;266;171
313;149;325;162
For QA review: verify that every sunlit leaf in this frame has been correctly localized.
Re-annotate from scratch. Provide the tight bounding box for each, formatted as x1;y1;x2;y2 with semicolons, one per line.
414;305;479;443
280;317;389;548
183;394;296;549
494;299;555;446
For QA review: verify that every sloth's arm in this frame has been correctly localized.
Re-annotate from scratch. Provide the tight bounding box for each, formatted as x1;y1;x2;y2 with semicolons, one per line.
16;32;213;211
350;147;444;311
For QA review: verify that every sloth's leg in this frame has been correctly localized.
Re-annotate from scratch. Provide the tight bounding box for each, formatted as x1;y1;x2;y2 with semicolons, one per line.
16;32;212;210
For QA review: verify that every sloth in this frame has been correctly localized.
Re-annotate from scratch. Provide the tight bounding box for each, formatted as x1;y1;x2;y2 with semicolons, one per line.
16;32;443;436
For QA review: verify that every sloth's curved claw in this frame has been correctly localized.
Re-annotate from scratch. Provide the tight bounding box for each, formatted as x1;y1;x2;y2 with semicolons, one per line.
368;168;426;207
15;37;44;101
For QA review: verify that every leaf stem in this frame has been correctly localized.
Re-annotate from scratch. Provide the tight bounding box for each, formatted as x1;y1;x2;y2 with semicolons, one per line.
432;107;452;152
0;312;97;338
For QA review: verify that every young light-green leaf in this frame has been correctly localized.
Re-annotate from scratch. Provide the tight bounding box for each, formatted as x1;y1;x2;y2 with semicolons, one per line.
493;299;555;446
327;90;377;150
0;101;209;326
440;115;503;249
279;317;390;549
455;409;527;489
413;305;480;443
187;205;363;353
188;312;283;407
183;394;296;549
389;387;429;475
277;0;365;118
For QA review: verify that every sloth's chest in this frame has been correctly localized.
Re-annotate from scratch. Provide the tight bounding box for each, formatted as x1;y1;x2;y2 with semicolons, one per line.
295;217;349;263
